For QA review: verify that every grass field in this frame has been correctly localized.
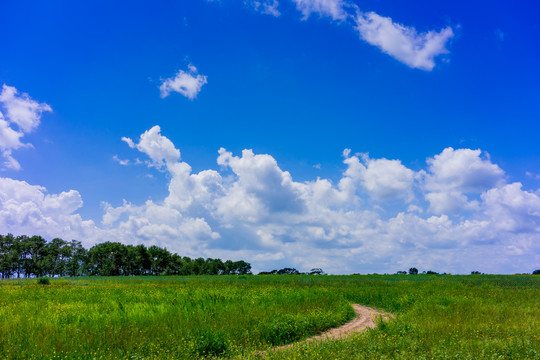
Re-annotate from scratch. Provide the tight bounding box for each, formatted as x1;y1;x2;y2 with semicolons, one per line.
0;275;538;359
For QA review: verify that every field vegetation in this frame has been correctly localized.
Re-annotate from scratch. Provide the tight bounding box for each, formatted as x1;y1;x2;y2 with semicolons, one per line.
0;275;538;359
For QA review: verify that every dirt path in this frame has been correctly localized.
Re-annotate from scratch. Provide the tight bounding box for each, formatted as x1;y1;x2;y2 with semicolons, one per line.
263;304;393;354
304;304;393;342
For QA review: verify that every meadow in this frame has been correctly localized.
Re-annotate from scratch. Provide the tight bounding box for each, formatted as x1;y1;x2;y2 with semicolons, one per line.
0;275;538;359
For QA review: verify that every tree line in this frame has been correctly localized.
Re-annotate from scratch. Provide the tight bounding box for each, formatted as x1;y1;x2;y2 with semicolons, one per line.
257;267;326;275
0;234;251;278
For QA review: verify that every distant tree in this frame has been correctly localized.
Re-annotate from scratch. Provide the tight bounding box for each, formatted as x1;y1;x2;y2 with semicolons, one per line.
44;238;70;277
223;260;235;275
213;258;227;275
0;234;16;279
471;271;482;275
191;257;206;275
409;267;418;275
135;244;152;275
85;242;127;276
277;267;299;275
147;246;171;275
166;253;184;275
65;240;86;277
232;260;252;275
28;236;48;277
258;270;277;275
426;270;438;275
396;271;407;275
258;267;303;275
181;256;193;275
533;269;540;275
309;268;325;275
0;233;251;278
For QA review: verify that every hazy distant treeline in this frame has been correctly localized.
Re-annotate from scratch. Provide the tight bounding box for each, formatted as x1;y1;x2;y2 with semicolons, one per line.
0;234;251;278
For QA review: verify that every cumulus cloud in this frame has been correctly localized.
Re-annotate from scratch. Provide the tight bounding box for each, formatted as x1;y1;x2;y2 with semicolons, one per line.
122;126;180;169
217;148;305;215
482;183;540;233
343;151;416;201
423;147;505;214
354;12;454;70
1;127;538;274
159;64;208;99
0;85;52;170
0;177;97;245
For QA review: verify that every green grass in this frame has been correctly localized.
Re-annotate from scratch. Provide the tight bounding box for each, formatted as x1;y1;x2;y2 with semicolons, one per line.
0;275;538;359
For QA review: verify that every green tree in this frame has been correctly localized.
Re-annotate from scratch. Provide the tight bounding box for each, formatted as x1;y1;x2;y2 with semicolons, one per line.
85;242;128;276
0;234;17;279
28;236;48;277
147;246;172;275
44;238;70;277
65;240;87;277
233;260;252;275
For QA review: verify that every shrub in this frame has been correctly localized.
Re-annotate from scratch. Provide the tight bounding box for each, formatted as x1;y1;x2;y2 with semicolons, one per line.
194;330;228;357
262;315;303;345
37;277;50;285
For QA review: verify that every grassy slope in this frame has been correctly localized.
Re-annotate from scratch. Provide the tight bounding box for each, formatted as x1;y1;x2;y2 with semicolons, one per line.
0;275;538;359
253;275;540;360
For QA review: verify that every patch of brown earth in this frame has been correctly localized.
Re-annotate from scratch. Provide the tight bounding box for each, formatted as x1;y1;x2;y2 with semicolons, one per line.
304;304;393;342
255;304;393;357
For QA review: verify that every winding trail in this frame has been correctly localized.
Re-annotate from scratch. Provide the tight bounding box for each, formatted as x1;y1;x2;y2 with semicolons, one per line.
303;304;393;342
260;304;394;356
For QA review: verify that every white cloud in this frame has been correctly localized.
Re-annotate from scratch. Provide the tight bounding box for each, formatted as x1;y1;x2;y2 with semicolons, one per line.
1;127;538;274
112;155;130;166
354;12;454;71
289;1;454;70
0;85;52;170
216;148;305;215
482;183;540;233
291;0;348;21
102;131;540;273
526;171;540;180
423;147;505;214
343;151;415;201
0;177;97;245
203;0;455;70
122;126;180;169
159;65;208;99
0;85;52;132
246;0;281;17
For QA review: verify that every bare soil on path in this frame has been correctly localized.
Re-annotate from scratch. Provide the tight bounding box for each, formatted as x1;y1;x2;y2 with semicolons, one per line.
259;304;394;356
305;304;393;342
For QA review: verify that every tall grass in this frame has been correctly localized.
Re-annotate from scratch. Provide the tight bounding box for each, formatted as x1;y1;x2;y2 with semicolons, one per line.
251;275;540;360
0;275;538;359
0;276;353;359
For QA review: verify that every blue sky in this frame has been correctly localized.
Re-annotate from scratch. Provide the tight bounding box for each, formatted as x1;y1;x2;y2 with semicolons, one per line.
1;0;539;274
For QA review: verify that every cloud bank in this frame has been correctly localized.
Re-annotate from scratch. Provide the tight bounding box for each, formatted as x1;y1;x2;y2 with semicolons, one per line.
0;85;52;170
1;126;538;274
